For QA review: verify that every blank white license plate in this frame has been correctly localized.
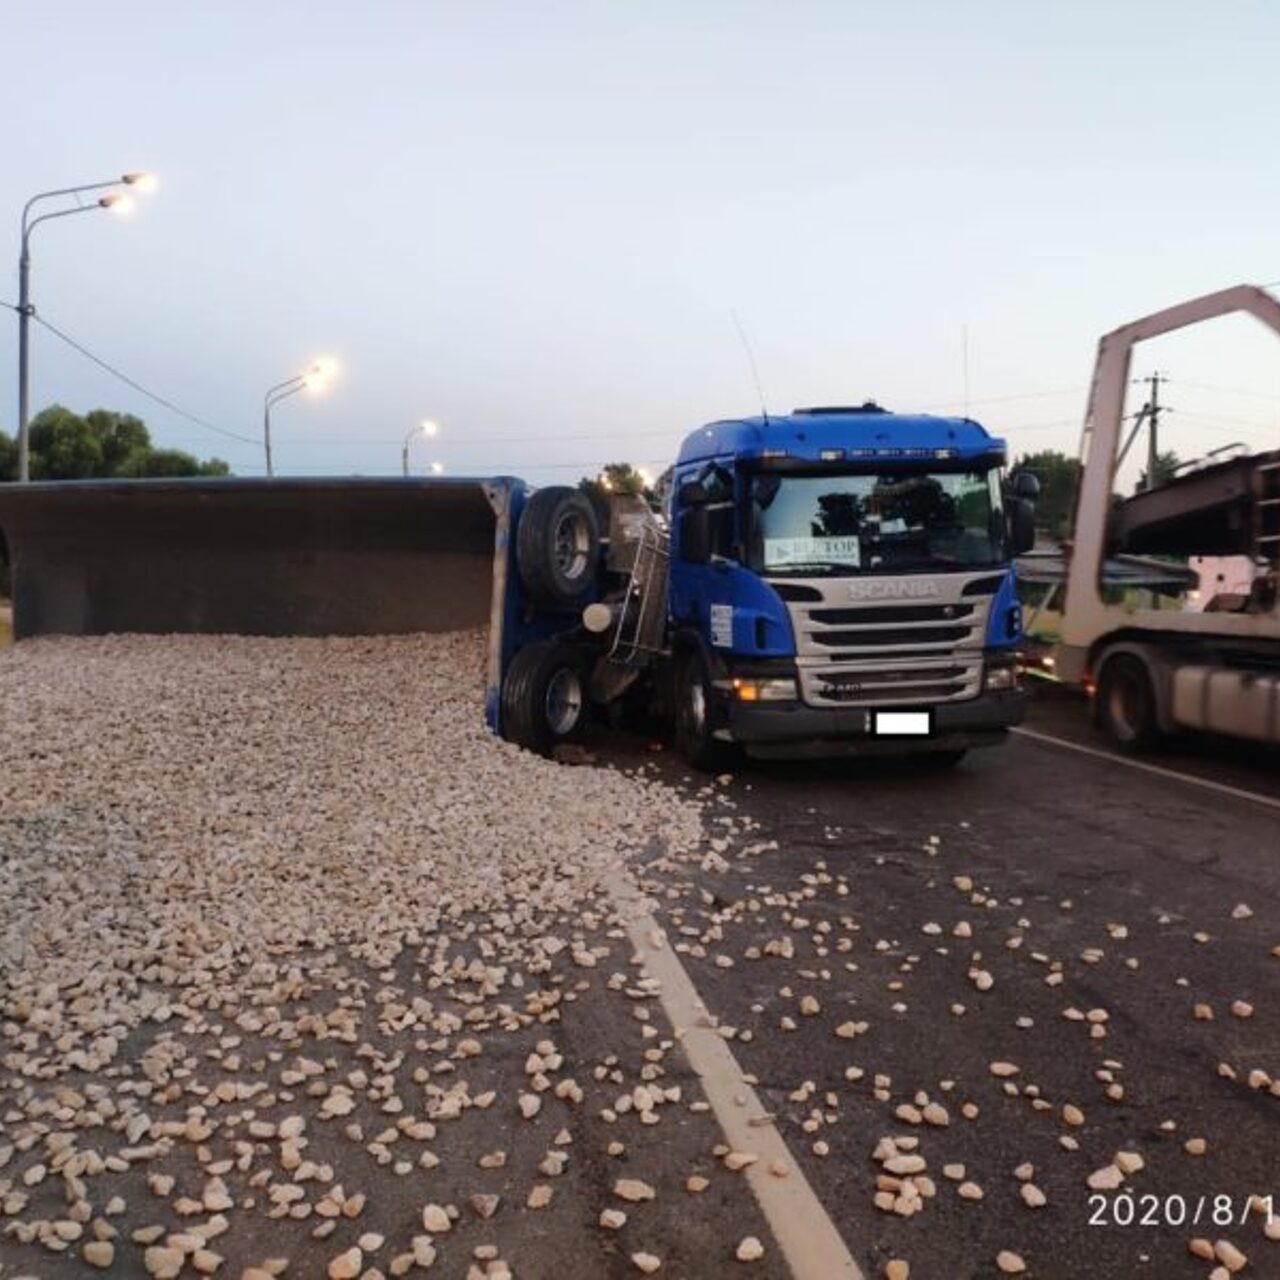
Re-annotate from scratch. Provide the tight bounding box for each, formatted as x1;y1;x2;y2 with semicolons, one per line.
873;710;933;736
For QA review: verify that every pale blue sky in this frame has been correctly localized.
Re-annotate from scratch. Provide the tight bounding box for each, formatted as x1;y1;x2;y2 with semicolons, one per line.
3;1;1279;488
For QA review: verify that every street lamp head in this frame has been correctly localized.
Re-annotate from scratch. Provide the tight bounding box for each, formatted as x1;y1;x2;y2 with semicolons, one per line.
420;419;439;438
121;171;159;192
303;357;339;391
99;193;135;215
430;461;445;475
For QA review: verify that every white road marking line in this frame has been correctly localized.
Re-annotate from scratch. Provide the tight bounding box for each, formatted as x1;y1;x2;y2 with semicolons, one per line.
1012;726;1280;812
607;872;865;1280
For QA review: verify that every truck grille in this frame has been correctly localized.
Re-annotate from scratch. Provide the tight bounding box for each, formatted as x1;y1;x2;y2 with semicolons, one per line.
775;573;996;708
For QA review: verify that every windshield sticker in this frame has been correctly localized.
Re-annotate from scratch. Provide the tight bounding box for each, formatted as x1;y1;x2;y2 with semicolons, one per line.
765;536;861;568
709;603;734;648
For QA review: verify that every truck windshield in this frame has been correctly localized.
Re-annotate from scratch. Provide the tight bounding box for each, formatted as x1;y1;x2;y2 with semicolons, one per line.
748;468;1006;576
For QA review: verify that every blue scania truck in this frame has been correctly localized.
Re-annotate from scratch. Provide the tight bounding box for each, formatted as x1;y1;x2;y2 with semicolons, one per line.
489;404;1037;767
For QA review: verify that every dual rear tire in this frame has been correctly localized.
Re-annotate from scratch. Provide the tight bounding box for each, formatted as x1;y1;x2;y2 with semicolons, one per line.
501;640;590;756
517;487;600;611
501;487;603;756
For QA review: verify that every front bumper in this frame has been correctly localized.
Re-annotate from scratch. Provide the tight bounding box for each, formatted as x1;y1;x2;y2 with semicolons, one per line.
724;689;1025;760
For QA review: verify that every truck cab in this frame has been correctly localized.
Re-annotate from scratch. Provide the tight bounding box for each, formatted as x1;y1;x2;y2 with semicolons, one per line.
666;405;1034;765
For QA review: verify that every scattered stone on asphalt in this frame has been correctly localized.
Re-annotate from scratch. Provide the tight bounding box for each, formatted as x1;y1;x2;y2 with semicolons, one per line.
614;1178;658;1203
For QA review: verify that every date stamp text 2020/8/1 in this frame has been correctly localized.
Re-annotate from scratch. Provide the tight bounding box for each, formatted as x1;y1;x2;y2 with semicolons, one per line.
1088;1192;1275;1229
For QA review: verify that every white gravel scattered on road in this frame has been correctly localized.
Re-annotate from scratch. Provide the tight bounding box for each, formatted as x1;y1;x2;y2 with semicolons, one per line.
0;632;704;1063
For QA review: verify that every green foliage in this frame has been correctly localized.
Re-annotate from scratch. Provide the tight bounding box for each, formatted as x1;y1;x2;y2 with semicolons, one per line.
578;462;658;519
1011;450;1080;541
0;406;230;483
0;431;15;486
28;405;106;479
1136;450;1182;493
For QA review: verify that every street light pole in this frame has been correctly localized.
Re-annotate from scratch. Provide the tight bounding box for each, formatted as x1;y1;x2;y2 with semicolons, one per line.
262;360;337;476
401;420;439;476
15;173;153;482
263;376;305;478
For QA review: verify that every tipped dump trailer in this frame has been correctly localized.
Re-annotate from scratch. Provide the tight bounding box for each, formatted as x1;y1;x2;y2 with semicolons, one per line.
0;476;510;638
1046;284;1280;750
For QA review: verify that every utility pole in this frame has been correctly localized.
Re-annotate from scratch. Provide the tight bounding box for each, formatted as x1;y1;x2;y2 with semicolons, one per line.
1143;371;1163;491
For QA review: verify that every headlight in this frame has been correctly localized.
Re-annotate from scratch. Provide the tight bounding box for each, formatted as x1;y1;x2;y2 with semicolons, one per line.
984;662;1018;691
731;677;798;703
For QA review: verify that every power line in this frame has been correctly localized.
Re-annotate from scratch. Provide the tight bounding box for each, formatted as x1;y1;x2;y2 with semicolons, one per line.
231;458;677;475
1167;377;1280;404
28;312;258;448
915;385;1087;413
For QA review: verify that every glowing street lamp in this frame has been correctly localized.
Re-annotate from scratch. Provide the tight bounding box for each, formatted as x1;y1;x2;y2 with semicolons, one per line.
14;170;157;481
401;419;440;476
263;358;337;477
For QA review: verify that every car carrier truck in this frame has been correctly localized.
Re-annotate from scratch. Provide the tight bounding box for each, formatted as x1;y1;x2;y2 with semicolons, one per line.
492;404;1037;767
1022;283;1280;751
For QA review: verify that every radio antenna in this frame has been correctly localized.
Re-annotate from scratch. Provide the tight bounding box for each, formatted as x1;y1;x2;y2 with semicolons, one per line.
732;310;770;424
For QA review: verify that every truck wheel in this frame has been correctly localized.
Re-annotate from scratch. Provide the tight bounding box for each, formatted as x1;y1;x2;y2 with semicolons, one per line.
674;651;736;771
1096;653;1161;753
501;640;591;755
517;487;600;610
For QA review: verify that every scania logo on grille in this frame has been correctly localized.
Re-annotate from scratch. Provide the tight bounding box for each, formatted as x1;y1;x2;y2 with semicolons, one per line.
846;579;940;601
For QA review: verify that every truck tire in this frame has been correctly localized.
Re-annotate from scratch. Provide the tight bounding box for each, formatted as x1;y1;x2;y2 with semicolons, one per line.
674;650;737;772
1096;653;1161;753
517;487;600;611
501;640;591;756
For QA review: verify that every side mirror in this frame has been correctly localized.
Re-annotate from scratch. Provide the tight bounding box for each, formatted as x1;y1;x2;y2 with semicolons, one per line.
680;507;712;564
1009;498;1036;555
678;480;709;507
1012;471;1041;501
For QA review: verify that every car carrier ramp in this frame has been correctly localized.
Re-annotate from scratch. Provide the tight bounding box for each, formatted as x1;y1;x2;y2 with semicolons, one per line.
1108;449;1280;557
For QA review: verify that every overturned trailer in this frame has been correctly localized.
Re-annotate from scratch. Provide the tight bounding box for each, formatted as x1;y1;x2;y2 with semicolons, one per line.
0;477;520;729
0;475;650;742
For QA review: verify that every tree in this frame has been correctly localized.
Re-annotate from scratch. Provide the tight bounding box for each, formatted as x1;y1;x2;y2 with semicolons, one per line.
27;406;106;479
116;448;230;478
1011;450;1080;541
578;461;658;517
0;406;230;482
85;409;151;473
1136;450;1182;493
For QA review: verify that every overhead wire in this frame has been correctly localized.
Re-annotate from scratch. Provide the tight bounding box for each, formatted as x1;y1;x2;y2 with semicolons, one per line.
26;311;258;448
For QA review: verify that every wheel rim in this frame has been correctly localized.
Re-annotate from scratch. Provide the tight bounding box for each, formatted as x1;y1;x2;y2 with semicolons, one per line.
687;674;706;736
553;510;591;583
545;668;584;736
1108;671;1142;741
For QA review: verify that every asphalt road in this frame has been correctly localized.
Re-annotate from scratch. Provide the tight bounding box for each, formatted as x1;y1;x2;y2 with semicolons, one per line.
605;687;1280;1280
3;681;1276;1280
